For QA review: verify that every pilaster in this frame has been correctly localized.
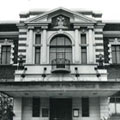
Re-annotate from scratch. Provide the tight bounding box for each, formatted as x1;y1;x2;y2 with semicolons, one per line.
88;26;95;64
26;26;34;64
41;26;48;64
100;97;110;120
74;26;80;63
13;98;22;120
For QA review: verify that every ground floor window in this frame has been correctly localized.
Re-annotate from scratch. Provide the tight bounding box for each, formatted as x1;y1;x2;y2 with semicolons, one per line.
110;97;120;114
32;98;40;117
82;98;89;117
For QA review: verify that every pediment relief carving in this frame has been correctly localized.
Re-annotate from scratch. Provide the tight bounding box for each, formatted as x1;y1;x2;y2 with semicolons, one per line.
51;15;70;29
25;8;96;27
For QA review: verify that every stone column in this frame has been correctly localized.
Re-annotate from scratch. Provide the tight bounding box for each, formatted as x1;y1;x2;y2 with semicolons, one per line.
41;26;48;64
13;98;22;120
88;26;94;64
100;97;110;120
26;26;34;64
74;26;80;63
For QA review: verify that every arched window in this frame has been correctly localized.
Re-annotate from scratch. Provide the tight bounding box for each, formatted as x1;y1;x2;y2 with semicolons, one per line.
50;35;72;65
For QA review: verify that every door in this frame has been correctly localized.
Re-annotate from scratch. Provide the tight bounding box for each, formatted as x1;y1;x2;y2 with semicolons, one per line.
50;98;72;120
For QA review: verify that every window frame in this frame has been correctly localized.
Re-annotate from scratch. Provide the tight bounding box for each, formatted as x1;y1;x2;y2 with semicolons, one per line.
110;97;120;114
81;97;89;117
49;35;72;64
111;45;120;64
80;33;88;64
34;33;41;64
32;98;40;117
1;45;11;65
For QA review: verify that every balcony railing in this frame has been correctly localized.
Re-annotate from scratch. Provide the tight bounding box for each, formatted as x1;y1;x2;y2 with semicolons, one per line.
51;58;70;73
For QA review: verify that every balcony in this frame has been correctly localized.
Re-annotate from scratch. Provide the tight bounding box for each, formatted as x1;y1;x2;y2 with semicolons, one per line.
51;58;70;73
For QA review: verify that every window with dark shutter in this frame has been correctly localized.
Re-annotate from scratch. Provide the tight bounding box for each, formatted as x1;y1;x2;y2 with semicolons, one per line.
32;98;40;117
82;98;89;117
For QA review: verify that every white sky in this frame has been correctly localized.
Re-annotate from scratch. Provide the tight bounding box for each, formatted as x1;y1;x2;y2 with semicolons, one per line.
0;0;120;21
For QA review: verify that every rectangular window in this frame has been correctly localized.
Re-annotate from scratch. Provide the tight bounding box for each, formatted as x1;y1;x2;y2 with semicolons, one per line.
1;46;11;64
32;98;40;117
81;34;86;44
35;34;41;64
110;97;120;114
81;47;87;64
35;34;41;44
112;45;120;64
35;47;40;64
82;98;89;117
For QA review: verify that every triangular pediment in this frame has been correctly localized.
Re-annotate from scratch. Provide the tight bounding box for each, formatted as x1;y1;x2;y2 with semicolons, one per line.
25;7;96;24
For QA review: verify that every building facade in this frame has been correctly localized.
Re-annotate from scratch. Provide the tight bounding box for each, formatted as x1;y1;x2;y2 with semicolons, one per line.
0;7;120;120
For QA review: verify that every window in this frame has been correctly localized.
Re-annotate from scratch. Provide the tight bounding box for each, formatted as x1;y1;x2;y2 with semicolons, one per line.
81;34;87;64
82;98;89;117
32;98;40;117
35;34;41;64
110;97;120;114
1;46;11;64
35;34;41;44
50;35;72;64
112;45;120;64
81;47;87;64
81;34;86;44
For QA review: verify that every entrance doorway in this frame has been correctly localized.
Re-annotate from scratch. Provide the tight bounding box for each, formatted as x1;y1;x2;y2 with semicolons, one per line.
50;98;72;120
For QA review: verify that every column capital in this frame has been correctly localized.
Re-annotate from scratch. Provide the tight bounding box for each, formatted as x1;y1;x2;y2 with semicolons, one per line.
28;26;34;30
87;26;94;30
41;25;48;29
74;25;80;29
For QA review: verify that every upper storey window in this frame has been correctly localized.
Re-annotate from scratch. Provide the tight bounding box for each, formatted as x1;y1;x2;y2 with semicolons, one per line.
1;45;11;64
35;34;41;64
50;35;72;66
81;34;87;64
112;45;120;64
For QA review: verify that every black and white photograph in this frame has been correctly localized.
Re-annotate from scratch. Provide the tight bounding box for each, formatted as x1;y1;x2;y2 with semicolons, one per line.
0;0;120;120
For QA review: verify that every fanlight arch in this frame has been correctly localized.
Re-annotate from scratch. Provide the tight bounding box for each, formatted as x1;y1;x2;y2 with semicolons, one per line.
49;35;72;72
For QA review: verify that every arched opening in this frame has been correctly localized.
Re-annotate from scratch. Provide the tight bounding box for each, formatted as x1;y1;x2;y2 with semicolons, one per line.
50;35;72;73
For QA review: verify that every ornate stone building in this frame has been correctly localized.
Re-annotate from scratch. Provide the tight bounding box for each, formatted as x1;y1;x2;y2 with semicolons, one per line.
0;7;120;120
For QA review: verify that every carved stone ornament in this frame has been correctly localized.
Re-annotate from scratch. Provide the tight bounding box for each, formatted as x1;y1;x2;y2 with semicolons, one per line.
54;16;68;29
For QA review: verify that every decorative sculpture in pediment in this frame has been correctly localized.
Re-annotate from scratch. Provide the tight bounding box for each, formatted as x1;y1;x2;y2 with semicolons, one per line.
52;15;70;29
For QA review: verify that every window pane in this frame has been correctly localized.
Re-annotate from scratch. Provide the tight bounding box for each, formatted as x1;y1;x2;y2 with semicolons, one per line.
57;37;64;45
51;38;57;45
56;48;65;52
32;98;40;117
65;37;71;45
35;47;40;64
109;103;116;114
65;52;72;63
1;46;11;64
35;34;41;44
81;47;87;64
50;48;56;52
81;34;86;44
56;52;65;59
50;52;56;63
112;45;120;64
116;104;120;113
82;98;89;117
50;35;72;63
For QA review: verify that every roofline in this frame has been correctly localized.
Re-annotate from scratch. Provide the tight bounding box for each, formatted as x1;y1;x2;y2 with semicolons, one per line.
103;20;120;24
25;7;96;24
0;21;19;24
